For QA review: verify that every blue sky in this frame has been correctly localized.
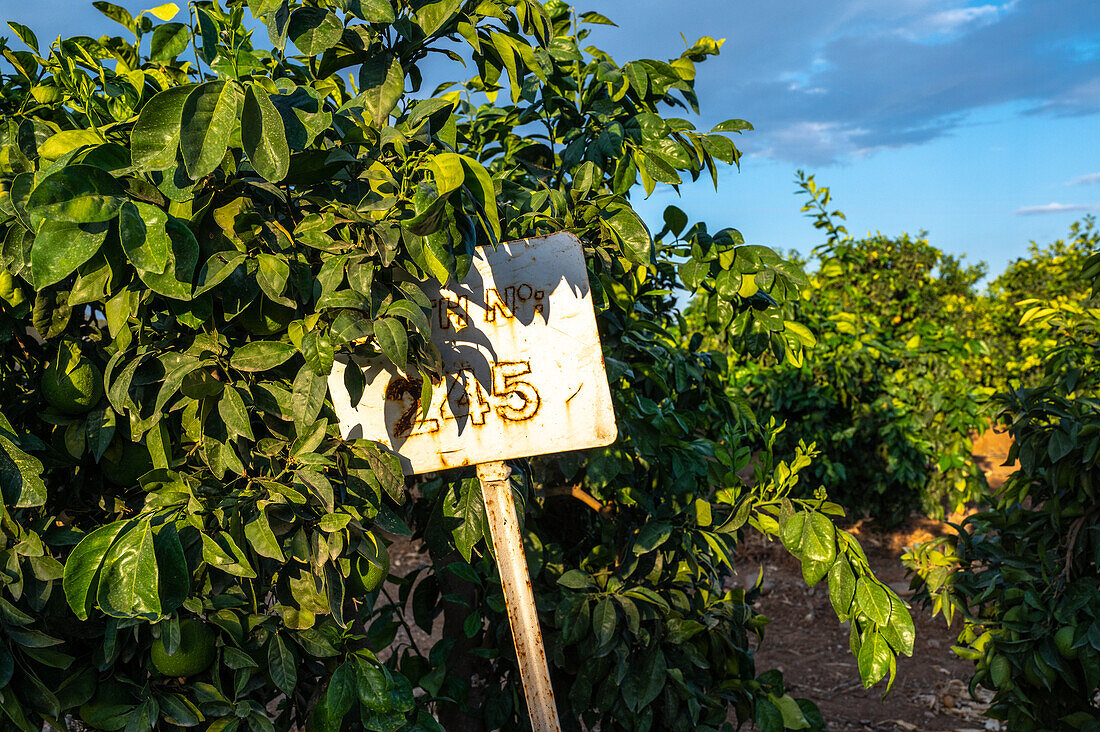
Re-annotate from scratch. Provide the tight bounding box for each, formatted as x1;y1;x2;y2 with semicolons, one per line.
4;0;1099;278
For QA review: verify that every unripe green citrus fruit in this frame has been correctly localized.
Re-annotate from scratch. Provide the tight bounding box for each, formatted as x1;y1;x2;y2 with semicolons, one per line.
346;549;389;597
1055;625;1078;660
42;352;103;415
150;619;216;677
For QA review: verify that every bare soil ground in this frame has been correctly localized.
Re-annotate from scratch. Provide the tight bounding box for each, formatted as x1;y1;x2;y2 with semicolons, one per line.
738;525;992;732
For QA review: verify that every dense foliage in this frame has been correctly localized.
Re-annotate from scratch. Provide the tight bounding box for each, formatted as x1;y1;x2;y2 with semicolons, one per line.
982;216;1100;387
728;174;993;524
905;250;1100;729
0;2;912;731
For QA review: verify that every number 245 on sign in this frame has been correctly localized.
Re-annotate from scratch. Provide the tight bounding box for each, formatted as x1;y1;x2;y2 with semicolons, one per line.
387;360;541;438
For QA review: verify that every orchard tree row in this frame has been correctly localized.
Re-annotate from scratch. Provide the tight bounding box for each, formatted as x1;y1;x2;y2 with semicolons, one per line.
0;2;911;731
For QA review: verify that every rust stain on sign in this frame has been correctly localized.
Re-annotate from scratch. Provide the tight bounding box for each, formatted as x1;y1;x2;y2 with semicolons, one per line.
329;232;618;475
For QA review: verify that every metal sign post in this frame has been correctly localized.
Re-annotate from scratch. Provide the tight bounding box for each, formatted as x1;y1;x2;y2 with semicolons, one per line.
328;233;618;731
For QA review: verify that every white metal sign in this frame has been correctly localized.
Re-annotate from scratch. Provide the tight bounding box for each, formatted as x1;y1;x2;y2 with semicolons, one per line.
329;232;618;475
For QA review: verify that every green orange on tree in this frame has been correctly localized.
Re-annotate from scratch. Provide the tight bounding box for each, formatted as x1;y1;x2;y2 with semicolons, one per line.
346;548;389;596
150;619;217;678
41;341;103;415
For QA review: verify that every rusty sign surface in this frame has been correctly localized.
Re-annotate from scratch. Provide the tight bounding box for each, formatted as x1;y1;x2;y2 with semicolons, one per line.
328;232;618;475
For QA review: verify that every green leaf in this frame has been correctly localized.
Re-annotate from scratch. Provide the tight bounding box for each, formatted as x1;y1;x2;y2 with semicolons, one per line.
358;53;404;127
884;596;916;656
195;7;218;62
457;155;500;243
356;440;405;504
93;2;136;32
153;523;188;614
632;522;672;554
854;577;891;626
6;22;39;53
231;341;297;372
180;80;242;180
243;84;290;183
769;693;809;730
268;634;298;696
31;219;109;288
288;7;344;55
291;366;328;434
755;698;783;732
556;569;592;589
249;0;283;16
132;85;192;171
592;597;616;645
710;119;753;133
779;511;805;552
800;511;837;565
0;435;47;508
356;660;391;713
579;10;616;25
38;129;106;162
427;153;464;196
381;300;430;337
603;201;651;265
447;479;485;562
130;209;199;300
828;557;857;620
86;405;116;462
415;0;463;35
218;386;255;441
325;662;356;721
318;513;351;533
201;531;257;578
678;258;708;291
63;521;129;620
26;165;124;223
857;631;892;687
343;0;394;22
147;3;181;20
194;251;246;296
374;317;408;372
123;698;158;732
96;519;162;619
302;329;335;375
118;201;169;275
150;22;190;62
244;510;285;562
784;320;817;348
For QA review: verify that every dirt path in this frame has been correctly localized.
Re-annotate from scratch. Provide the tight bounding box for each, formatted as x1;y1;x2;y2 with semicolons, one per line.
739;527;995;732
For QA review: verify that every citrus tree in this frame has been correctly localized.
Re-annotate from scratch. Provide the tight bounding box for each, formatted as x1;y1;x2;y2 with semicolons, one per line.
905;249;1100;729
0;2;912;730
983;216;1100;387
726;173;993;524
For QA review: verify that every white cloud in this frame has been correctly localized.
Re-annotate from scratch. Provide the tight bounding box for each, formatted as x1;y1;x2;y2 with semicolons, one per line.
918;2;1017;37
1068;173;1100;186
755;121;872;166
1014;202;1096;215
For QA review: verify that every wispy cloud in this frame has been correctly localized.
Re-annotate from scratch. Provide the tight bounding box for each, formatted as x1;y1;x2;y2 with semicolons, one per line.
1014;202;1096;215
916;1;1018;38
1067;173;1100;186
